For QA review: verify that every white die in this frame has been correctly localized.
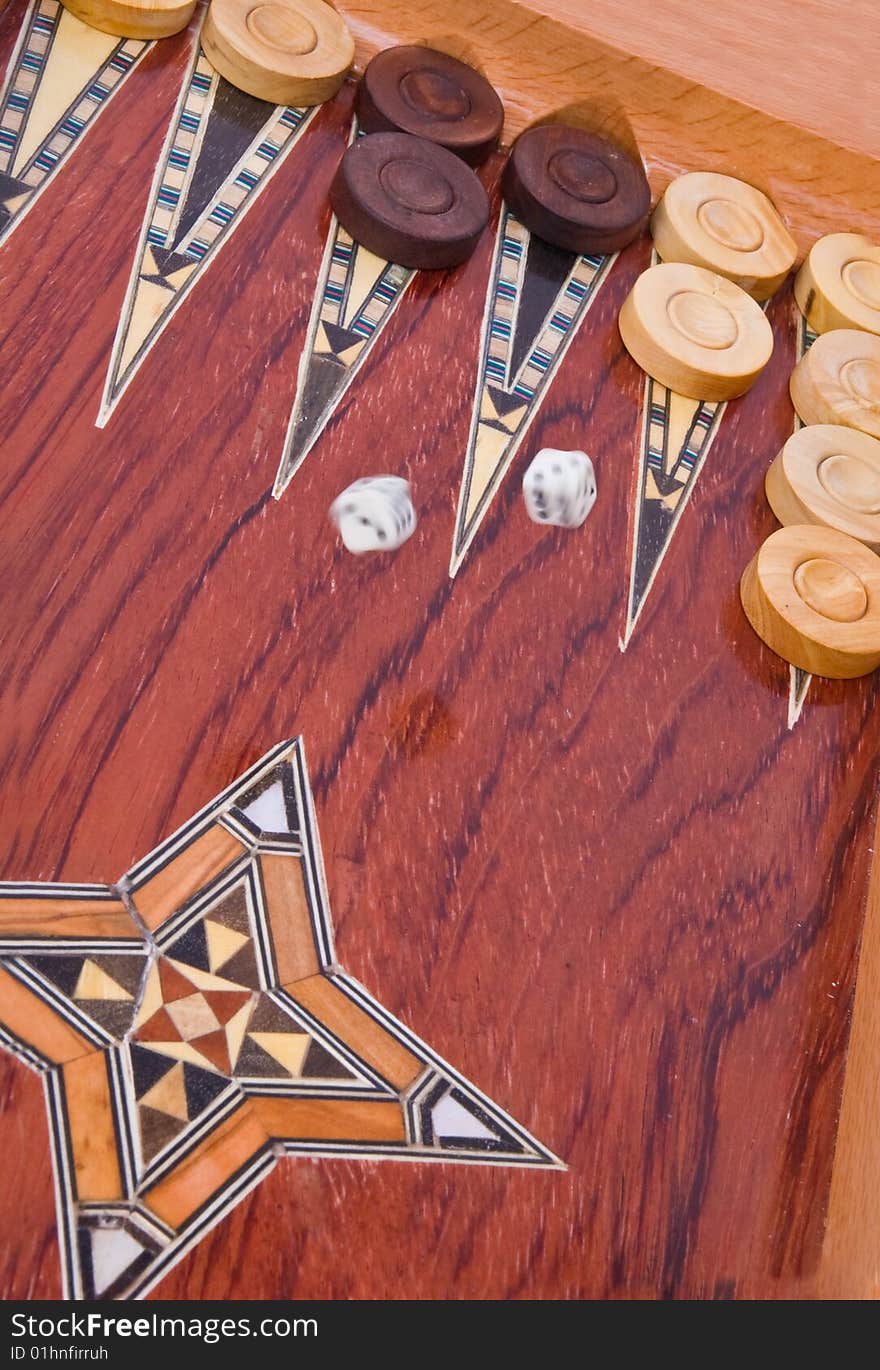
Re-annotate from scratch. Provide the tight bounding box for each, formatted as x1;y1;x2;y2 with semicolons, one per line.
330;476;416;553
522;448;596;529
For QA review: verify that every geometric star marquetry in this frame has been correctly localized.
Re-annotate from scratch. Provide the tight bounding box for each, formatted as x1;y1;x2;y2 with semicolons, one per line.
0;738;562;1300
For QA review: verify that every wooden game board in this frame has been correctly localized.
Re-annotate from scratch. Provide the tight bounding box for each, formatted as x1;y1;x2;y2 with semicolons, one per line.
1;0;879;1300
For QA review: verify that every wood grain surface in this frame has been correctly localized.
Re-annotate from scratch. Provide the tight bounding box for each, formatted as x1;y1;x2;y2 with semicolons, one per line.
1;0;879;1301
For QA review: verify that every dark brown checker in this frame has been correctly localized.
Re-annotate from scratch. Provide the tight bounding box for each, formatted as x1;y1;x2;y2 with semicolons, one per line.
355;44;504;166
501;124;651;254
329;130;489;269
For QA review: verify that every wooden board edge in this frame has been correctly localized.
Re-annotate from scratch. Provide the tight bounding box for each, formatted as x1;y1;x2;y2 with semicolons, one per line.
819;797;880;1299
339;0;880;253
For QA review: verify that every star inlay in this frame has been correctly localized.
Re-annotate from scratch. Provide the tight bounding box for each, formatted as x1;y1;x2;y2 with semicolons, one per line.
0;738;562;1300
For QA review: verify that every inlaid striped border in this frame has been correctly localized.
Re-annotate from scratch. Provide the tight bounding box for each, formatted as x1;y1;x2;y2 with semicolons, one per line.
451;205;615;575
0;0;148;247
97;28;314;427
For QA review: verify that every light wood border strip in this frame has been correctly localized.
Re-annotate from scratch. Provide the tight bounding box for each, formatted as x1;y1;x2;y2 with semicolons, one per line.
130;825;248;931
337;0;880;253
143;1103;270;1228
250;1095;406;1142
0;893;137;941
820;798;880;1298
284;974;423;1089
62;1053;123;1201
257;853;321;984
0;965;96;1063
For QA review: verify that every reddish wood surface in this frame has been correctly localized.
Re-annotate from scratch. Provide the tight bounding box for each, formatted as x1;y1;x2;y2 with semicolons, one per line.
1;3;879;1299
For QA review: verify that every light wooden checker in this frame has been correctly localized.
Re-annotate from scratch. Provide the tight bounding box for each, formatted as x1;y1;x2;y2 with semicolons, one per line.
650;171;796;301
794;233;880;336
740;523;880;678
790;328;880;439
766;425;880;552
618;260;773;401
202;0;355;106
60;0;196;38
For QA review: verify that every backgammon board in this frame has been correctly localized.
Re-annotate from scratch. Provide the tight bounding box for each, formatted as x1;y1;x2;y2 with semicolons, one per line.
1;0;879;1302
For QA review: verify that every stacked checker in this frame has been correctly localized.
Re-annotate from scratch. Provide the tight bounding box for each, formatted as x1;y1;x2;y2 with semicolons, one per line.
610;165;880;679
324;45;505;547
329;46;502;269
617;170;791;400
741;232;880;678
330;50;654;538
322;45;504;549
333;51;653;271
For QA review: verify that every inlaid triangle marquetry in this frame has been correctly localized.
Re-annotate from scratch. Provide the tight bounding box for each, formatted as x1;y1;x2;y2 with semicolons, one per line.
272;121;418;499
73;959;134;1001
140;1062;188;1121
0;0;150;247
0;738;562;1300
785;316;821;726
204;919;249;972
622;252;781;648
450;204;616;576
97;13;315;426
